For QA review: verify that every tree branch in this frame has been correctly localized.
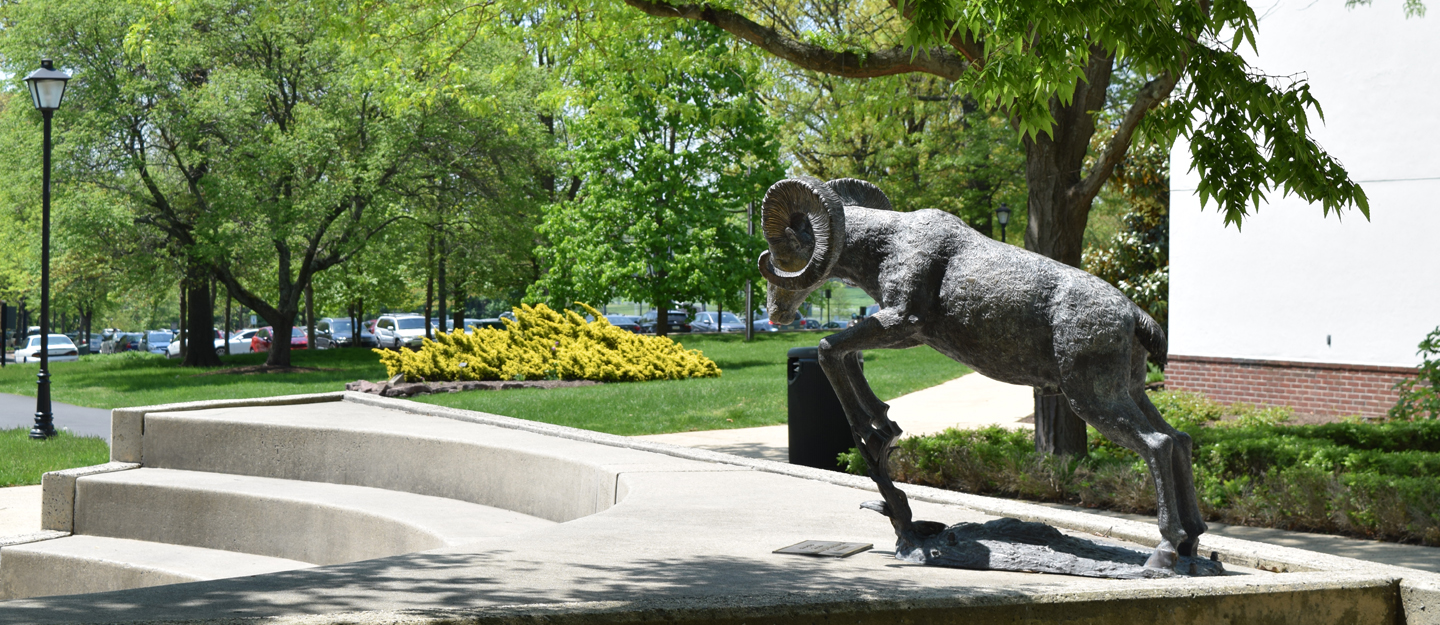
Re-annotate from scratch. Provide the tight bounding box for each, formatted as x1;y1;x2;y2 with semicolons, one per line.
882;0;985;67
1072;72;1179;204
623;0;967;81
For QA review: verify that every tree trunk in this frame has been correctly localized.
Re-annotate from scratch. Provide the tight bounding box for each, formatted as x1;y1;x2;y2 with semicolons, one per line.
424;234;435;340
656;302;669;337
437;231;448;335
181;267;222;367
304;283;316;351
179;279;189;360
451;275;465;331
1018;51;1115;456
265;313;296;368
1034;389;1088;454
224;290;232;356
352;299;362;348
80;308;90;355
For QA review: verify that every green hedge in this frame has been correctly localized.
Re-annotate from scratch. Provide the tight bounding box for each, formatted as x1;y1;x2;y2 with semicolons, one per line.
841;392;1440;546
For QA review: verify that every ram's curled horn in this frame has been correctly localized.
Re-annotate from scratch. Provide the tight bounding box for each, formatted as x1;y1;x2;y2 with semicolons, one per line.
757;176;846;292
827;178;893;211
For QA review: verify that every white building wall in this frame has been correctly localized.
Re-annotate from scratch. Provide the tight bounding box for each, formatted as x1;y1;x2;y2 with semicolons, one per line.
1169;0;1440;368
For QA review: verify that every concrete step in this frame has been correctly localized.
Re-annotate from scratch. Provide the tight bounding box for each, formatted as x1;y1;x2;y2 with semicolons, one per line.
0;535;312;601
128;400;693;522
71;468;557;565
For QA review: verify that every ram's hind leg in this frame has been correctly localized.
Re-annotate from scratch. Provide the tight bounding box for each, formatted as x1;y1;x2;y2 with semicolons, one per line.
1064;383;1194;570
1129;347;1208;555
1133;388;1207;555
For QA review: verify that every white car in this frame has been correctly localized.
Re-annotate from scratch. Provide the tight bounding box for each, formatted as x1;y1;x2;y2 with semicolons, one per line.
166;329;227;358
15;334;80;364
225;328;260;355
374;314;428;349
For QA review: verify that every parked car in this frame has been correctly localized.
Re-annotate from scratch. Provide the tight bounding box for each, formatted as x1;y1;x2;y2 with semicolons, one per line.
373;314;429;349
142;331;174;355
603;314;643;333
101;332;142;354
749;319;781;333
691;312;747;333
636;310;692;334
251;326;309;353
776;317;822;331
14;334;80;363
61;332;103;354
472;316;506;332
226;328;260;354
166;329;226;358
426;317;488;334
436;318;495;333
315;318;375;349
456;318;507;332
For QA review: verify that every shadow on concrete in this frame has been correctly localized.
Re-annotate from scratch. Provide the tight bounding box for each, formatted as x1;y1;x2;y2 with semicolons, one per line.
0;547;1071;624
690;442;789;463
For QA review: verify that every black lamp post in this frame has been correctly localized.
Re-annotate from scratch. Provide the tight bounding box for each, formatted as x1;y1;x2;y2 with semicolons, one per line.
995;202;1012;244
24;59;70;440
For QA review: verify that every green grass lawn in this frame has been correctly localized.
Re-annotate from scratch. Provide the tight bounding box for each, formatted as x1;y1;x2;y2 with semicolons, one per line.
0;333;967;486
0;333;968;437
1;427;110;487
415;332;970;435
0;349;389;410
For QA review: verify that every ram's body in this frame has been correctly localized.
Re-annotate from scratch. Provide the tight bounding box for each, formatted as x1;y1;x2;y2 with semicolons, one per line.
757;177;1207;574
796;207;1165;389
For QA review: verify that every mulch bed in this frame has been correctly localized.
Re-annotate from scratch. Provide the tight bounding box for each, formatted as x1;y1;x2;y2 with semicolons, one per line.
345;378;600;398
192;365;342;376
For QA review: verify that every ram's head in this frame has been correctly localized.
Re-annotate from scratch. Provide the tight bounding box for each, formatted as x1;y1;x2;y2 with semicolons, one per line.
756;177;890;325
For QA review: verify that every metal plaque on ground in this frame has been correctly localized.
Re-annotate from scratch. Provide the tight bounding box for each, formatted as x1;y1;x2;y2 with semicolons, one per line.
773;540;873;558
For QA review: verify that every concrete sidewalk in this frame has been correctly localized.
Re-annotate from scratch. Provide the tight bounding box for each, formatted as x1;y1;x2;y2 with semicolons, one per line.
0;486;40;540
637;372;1035;462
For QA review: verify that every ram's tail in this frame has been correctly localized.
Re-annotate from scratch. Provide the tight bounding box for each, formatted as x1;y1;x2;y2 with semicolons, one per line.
1134;309;1168;370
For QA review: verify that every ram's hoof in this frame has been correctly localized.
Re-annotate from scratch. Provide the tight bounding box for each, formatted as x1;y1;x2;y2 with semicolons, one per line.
1145;542;1178;570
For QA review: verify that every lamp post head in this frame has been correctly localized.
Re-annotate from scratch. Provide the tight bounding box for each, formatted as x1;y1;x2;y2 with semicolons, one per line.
24;59;71;112
995;202;1011;227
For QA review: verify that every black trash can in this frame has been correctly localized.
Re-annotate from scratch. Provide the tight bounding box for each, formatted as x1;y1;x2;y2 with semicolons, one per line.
787;346;861;471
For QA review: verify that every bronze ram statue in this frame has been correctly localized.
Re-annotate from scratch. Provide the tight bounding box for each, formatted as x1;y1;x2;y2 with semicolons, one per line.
758;176;1217;575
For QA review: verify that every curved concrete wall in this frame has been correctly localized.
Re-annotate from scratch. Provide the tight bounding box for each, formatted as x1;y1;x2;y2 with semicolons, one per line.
135;401;630;523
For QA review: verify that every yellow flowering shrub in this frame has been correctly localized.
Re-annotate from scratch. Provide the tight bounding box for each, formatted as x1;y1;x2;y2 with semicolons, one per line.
375;303;721;383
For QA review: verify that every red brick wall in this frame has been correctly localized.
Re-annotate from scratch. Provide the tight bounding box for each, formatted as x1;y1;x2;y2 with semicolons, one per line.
1166;355;1416;419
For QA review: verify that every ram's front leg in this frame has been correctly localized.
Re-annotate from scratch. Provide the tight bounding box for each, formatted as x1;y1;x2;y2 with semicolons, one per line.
816;311;922;536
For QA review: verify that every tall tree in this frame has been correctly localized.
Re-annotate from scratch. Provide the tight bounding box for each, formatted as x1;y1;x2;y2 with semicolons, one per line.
0;0;541;367
529;16;784;335
621;0;1369;453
